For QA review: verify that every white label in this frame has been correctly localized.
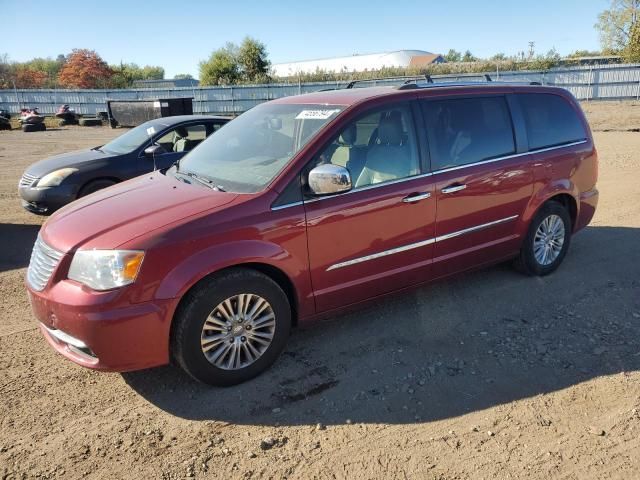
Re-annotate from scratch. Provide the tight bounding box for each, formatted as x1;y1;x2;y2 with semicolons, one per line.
146;126;156;136
161;102;169;107
153;101;161;108
295;109;340;120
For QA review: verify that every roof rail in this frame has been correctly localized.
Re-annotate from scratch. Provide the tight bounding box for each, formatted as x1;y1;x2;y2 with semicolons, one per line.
397;74;544;91
344;75;429;89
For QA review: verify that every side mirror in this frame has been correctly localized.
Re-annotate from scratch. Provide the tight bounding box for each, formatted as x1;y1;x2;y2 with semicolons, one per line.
269;117;282;130
308;164;352;196
144;144;166;158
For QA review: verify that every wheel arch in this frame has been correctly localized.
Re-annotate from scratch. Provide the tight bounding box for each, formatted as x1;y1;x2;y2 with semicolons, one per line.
521;181;580;233
77;176;121;198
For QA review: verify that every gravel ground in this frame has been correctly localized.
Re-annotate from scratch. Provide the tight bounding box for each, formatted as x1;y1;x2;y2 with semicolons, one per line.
0;101;639;479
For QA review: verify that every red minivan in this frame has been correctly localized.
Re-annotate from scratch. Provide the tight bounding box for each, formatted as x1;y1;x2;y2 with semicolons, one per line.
26;83;598;385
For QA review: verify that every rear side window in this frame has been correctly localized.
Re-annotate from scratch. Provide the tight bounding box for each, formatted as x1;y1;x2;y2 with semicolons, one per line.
423;96;515;171
518;93;587;151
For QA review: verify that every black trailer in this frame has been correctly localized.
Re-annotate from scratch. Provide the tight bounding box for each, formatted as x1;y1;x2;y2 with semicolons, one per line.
107;98;193;128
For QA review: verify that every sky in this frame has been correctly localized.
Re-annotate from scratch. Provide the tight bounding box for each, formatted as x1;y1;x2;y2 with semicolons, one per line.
3;0;606;78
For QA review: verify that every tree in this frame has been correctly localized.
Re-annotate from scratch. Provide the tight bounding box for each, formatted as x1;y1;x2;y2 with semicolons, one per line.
15;67;48;88
566;49;603;58
462;50;478;62
595;0;640;51
199;43;240;85
237;36;270;82
58;49;113;88
444;49;462;62
490;53;508;61
109;63;165;88
140;65;164;80
624;21;640;61
174;73;194;79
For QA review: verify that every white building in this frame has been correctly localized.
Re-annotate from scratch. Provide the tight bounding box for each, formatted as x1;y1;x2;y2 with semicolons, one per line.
272;50;444;77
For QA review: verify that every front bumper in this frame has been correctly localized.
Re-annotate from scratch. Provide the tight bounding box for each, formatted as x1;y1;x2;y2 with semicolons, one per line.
18;184;77;215
28;279;176;372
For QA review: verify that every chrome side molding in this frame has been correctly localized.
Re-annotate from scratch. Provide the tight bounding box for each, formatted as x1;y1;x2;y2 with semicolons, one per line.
326;215;519;271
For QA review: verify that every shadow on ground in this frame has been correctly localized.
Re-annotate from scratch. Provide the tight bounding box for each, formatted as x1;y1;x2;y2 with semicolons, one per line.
0;223;40;272
125;225;639;426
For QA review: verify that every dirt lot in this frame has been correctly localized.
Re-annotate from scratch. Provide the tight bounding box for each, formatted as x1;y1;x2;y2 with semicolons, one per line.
0;101;639;480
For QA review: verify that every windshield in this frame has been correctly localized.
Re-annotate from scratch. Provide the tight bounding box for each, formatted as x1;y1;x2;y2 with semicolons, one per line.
102;121;166;155
172;103;344;193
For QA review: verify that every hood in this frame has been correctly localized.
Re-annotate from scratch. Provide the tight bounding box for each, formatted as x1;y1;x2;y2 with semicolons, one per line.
41;172;238;252
26;148;114;178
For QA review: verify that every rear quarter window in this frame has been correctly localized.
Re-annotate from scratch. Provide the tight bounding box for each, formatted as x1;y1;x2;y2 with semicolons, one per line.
518;93;587;151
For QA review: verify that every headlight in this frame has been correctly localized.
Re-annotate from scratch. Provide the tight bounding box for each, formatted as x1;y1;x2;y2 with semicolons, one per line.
68;250;145;290
37;168;78;187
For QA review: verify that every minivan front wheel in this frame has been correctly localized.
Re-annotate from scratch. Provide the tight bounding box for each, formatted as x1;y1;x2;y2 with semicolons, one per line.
171;268;291;386
515;201;572;276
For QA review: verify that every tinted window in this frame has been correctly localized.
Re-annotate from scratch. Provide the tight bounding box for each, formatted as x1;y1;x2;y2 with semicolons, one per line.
518;93;587;150
423;96;515;170
314;105;420;189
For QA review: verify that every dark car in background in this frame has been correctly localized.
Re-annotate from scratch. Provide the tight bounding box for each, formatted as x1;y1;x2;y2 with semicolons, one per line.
18;115;230;214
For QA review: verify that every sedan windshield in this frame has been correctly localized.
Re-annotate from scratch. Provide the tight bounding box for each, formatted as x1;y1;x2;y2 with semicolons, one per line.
101;121;167;155
172;103;344;193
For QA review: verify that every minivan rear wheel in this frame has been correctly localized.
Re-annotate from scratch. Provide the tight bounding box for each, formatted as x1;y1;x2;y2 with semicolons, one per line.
171;268;291;386
515;201;572;276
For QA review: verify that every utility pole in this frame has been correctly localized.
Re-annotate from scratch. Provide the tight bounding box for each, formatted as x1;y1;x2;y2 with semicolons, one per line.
528;41;535;59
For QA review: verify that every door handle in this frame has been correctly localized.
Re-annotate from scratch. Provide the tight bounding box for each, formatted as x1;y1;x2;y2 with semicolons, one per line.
441;184;467;194
402;192;431;203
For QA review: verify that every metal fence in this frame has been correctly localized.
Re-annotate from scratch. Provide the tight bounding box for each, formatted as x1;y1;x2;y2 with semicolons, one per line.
1;64;639;117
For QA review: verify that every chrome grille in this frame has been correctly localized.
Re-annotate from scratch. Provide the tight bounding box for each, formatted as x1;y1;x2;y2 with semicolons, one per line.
19;172;39;187
27;237;64;291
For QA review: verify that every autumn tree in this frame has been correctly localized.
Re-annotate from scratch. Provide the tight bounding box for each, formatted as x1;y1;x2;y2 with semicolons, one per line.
596;0;640;51
15;67;48;88
58;49;113;88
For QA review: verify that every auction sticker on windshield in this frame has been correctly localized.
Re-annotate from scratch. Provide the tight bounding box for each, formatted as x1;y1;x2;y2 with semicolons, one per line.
295;109;341;120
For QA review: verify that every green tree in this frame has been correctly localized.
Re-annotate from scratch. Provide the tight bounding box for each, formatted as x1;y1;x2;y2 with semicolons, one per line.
595;0;640;51
462;50;478;62
624;22;640;60
490;53;508;61
109;62;165;88
566;49;602;58
237;36;270;82
444;49;462;62
140;65;164;80
199;43;240;85
174;73;194;79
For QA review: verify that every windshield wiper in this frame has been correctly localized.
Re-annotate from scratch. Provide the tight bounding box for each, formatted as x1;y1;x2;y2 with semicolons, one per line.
178;170;217;189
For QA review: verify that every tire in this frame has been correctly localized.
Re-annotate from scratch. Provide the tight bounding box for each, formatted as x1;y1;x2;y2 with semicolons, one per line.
171;268;292;386
78;179;116;197
79;117;102;127
514;201;572;276
22;123;39;132
38;123;46;131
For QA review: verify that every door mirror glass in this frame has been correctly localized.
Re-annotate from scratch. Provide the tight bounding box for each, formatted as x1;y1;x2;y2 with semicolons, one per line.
308;164;352;195
144;144;166;158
